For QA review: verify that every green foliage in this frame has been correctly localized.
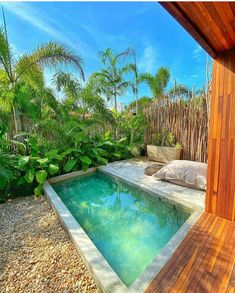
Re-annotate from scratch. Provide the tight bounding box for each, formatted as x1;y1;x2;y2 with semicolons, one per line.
152;129;181;149
0;126;133;200
139;66;170;99
0;149;19;203
168;83;190;99
92;48;133;112
126;96;153;114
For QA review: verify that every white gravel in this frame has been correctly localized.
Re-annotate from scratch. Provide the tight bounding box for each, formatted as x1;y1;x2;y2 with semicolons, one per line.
0;196;99;293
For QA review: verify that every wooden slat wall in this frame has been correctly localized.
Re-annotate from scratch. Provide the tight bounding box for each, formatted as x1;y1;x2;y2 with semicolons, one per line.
160;3;235;57
206;47;235;221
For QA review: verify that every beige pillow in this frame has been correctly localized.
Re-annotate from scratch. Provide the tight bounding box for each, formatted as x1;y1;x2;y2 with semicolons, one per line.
154;160;207;190
144;163;165;176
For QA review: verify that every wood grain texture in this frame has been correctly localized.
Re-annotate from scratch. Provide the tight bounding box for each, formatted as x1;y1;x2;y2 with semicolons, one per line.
160;2;235;57
206;47;235;221
145;213;235;293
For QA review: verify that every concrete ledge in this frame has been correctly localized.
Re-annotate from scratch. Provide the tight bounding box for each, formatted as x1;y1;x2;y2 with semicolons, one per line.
48;167;97;184
44;165;204;293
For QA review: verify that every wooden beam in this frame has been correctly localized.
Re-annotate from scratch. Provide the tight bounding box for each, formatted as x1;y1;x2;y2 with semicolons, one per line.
206;47;235;221
160;2;217;58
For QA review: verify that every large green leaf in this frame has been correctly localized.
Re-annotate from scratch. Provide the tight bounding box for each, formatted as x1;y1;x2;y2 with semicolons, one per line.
80;156;91;165
48;164;59;175
37;158;49;166
45;149;58;160
36;170;47;184
29;156;40;161
64;159;77;173
102;141;113;146
18;156;30;167
54;154;64;161
61;148;77;157
24;168;35;183
34;184;43;197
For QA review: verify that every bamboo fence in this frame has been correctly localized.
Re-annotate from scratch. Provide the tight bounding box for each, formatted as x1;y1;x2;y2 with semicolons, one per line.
144;95;209;162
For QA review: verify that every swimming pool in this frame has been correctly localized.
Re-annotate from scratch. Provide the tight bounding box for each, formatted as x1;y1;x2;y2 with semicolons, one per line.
52;171;192;287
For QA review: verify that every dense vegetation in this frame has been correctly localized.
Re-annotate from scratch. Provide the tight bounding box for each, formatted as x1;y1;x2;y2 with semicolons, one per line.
0;15;208;203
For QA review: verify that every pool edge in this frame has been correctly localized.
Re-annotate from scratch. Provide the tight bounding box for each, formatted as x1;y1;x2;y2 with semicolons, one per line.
43;167;204;293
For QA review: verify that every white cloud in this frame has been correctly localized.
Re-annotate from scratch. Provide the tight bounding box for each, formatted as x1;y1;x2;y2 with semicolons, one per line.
2;2;95;60
138;45;158;73
4;3;59;38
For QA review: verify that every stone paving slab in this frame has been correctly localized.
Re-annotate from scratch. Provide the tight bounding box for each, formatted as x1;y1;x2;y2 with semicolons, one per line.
99;157;205;210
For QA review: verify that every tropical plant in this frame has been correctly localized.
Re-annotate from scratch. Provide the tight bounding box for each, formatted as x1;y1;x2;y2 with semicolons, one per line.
139;66;170;100
92;48;132;112
0;149;18;203
126;96;153;114
53;71;114;123
4;128;132;198
0;12;84;135
124;47;139;114
168;81;189;99
152;129;181;149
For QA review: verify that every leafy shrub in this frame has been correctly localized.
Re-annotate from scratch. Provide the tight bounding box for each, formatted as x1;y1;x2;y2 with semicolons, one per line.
0;149;19;203
152;129;182;149
0;129;133;201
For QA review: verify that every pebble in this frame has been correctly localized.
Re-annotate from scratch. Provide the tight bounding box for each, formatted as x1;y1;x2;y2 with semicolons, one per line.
0;196;99;293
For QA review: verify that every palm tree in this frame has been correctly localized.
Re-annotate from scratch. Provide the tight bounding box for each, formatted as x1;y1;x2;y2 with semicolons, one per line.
126;96;152;114
93;48;131;112
53;71;83;109
168;80;190;99
124;47;139;115
0;10;84;136
139;66;170;100
53;71;114;123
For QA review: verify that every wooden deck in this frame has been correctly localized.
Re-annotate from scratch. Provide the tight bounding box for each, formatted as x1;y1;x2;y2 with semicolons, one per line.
146;212;235;293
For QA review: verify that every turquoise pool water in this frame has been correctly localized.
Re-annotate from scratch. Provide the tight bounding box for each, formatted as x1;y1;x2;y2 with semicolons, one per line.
53;171;191;286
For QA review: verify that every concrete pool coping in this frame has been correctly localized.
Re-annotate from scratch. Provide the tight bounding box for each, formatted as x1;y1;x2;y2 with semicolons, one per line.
44;166;204;293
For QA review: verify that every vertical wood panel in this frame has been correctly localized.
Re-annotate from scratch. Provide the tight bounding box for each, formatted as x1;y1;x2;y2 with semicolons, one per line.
206;47;235;221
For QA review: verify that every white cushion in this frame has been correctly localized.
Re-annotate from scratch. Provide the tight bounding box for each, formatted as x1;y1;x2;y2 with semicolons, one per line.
154;160;207;190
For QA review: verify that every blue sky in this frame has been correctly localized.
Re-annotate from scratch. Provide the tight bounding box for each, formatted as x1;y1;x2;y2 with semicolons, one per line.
1;2;210;106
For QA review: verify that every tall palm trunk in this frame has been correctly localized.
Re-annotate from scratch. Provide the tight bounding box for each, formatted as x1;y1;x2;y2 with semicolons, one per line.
12;102;23;141
114;93;117;112
114;89;118;139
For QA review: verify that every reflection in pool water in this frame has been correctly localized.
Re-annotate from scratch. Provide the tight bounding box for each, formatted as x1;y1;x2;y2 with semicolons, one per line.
53;171;191;286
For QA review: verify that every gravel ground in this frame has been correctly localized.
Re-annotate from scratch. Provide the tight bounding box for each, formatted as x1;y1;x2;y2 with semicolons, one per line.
0;196;99;293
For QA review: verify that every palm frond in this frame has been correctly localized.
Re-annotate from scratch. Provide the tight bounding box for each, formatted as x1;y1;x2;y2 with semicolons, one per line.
15;42;85;82
0;26;13;82
52;71;82;98
19;64;45;93
138;73;153;85
119;63;136;75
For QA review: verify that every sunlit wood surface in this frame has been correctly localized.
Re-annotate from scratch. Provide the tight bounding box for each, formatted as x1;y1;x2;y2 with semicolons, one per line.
145;212;235;293
160;2;235;57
